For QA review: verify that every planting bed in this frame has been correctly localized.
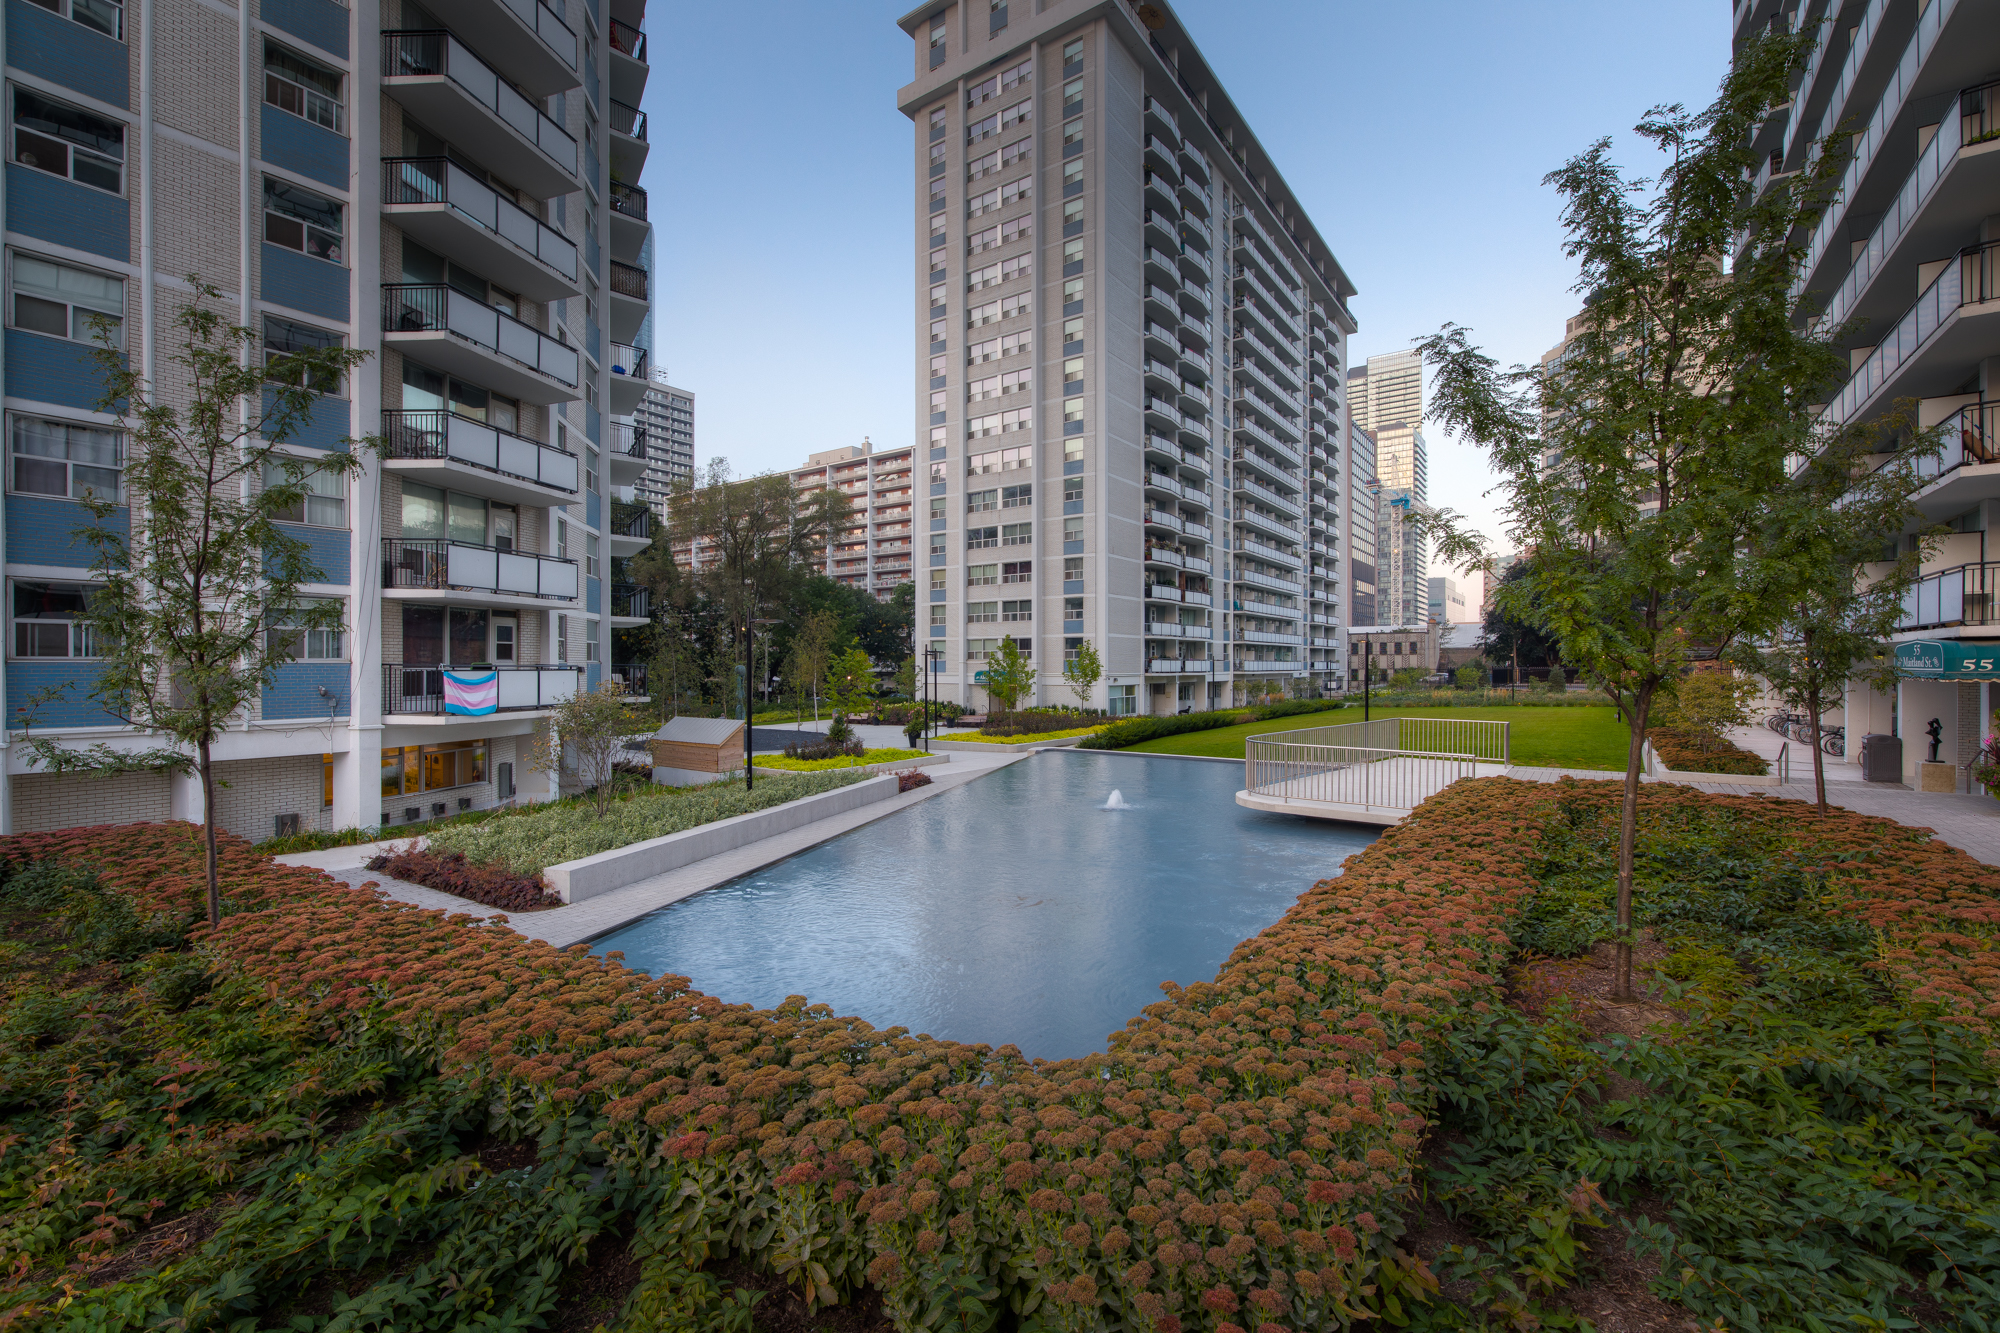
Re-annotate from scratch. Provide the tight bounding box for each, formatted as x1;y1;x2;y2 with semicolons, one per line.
0;775;1994;1329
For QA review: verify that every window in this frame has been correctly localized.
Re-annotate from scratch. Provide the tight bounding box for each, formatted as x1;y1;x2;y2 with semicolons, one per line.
381;740;487;796
1065;438;1085;465
268;597;345;660
966;407;1029;437
967;185;1000;217
556;516;569;558
1063;117;1083;150
967;487;997;511
930;280;948;304
930;317;947;344
585;446;598;492
11;253;122;346
1064;637;1082;663
263;316;342;393
967;224;999;255
1063;356;1084;387
968;445;1030;475
263;177;343;263
968;375;999;402
929;496;946;519
27;0;122;38
11;415;118;501
1063;316;1083;346
929;351;947;377
1000;135;1030;168
930;603;947;627
1063;38;1083;65
929;388;947;411
585;617;599;661
966;638;997;660
929;105;947;137
929;246;948;274
929;174;948;209
586;533;599;579
967;262;1001;292
1001;253;1031;283
1000;57;1031;90
1001;329;1031;357
1001;599;1030;622
1063;277;1084;305
12;580;99;658
928;11;947;67
1064;398;1085;428
264;458;346;527
1000;212;1031;245
1000;290;1030;320
966;74;999;107
967;600;998;623
1064;556;1083;583
1002;560;1031;583
265;40;344;133
1001;522;1031;546
1063;199;1084;229
1063;477;1083;504
1108;683;1137;717
1064;595;1083;618
929;214;947;246
999;98;1031;130
1064;517;1084;543
967;148;999;180
1001;483;1031;508
999;368;1030;395
12;89;123;194
1063;78;1083;114
931;568;947;591
967;563;998;585
1063;159;1084;190
966;112;998;144
1063;239;1085;269
967;336;999;363
967;298;999;328
1000;174;1031;207
967;526;998;550
930;141;948;172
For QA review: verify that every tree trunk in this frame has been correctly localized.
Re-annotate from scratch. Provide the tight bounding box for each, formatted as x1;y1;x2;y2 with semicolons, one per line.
198;738;220;929
1807;678;1827;815
1615;685;1655;1002
743;620;754;792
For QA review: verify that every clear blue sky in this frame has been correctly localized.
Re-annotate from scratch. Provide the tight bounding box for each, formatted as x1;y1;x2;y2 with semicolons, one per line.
636;0;1729;567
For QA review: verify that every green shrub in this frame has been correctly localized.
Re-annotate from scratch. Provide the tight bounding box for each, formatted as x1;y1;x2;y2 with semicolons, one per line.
1649;726;1768;775
1075;708;1249;749
425;770;873;875
1247;698;1347;721
1455;664;1485;690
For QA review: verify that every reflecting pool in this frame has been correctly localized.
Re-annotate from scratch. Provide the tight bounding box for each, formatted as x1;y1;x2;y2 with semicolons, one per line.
591;751;1377;1059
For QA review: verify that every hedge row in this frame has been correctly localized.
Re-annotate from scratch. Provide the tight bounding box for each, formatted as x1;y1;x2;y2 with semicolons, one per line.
1647;726;1769;776
1076;710;1249;750
1;779;1552;1330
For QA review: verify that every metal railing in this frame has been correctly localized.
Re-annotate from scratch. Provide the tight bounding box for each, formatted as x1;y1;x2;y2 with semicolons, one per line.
611;662;648;694
380;284;580;387
383;662;583;715
383;158;578;280
610;583;649;618
382;538;579;599
611;504;652;540
609;180;647;221
497;0;577;68
610;98;647;141
1827;240;2000;426
381;31;578;175
1245;717;1510;813
1897;561;2000;630
608;17;646;60
381;410;580;493
609;420;650;459
611;340;648;380
609;260;649;300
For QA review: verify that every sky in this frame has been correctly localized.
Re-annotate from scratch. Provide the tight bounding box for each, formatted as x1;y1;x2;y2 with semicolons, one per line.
637;0;1730;592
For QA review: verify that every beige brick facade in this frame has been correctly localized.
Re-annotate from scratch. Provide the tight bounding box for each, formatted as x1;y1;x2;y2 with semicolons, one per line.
14;772;173;834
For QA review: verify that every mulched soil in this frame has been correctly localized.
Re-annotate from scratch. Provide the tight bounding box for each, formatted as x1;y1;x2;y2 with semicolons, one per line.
712;1260;896;1333
547;1229;643;1333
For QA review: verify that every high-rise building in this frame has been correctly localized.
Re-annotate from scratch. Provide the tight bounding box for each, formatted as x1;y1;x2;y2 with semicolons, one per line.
1346;421;1379;627
1427;575;1467;625
898;0;1357;713
0;0;653;835
1348;347;1423;435
1740;0;1996;781
790;441;917;599
631;370;694;514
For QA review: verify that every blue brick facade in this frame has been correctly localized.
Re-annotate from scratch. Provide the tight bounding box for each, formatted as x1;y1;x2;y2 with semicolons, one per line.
6;0;129;108
5;494;128;568
586;491;601;529
260;0;349;58
265;390;353;451
8;662;120;729
586;577;600;614
5;165;129;263
4;330;119;413
260;104;349;191
262;661;350;720
261;243;350;322
273;521;351;585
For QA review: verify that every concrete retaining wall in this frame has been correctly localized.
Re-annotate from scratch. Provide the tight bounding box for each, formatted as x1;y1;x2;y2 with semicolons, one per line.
1644;740;1781;787
542;774;899;904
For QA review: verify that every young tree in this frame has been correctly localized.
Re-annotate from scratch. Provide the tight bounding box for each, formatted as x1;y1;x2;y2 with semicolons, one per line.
1413;31;1854;1000
828;645;877;717
892;654;916;702
982;636;1036;723
784;609;839;724
25;279;372;928
1063;637;1103;710
533;680;634;819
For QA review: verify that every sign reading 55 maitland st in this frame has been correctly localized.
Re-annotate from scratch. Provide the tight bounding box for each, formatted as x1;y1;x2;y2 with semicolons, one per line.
1894;641;2000;679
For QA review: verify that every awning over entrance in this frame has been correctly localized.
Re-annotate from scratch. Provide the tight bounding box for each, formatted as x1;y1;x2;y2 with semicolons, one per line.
1894;640;2000;680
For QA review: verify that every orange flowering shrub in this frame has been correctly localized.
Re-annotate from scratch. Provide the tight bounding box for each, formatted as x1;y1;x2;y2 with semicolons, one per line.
0;786;1549;1330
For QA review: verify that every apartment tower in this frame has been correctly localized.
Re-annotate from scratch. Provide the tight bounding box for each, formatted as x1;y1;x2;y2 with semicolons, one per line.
631;368;694;513
897;0;1357;712
1740;0;2000;781
1346;349;1426;626
0;0;655;835
790;441;918;599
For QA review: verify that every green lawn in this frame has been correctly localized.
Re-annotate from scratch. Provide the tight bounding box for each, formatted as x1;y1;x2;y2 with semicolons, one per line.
1126;705;1632;771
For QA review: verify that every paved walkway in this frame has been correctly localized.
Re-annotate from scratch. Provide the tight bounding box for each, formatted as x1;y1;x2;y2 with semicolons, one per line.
275;746;1031;947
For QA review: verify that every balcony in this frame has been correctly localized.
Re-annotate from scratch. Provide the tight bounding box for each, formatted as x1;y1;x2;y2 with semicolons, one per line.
381;410;580;505
382;662;583;715
608;419;653;485
609;501;653;557
609;98;649;182
415;0;578;97
608;18;648;105
610;582;651;624
608;260;649;343
1237;567;1303;595
610;662;648;697
1826;241;2000;427
382;158;579;302
609;341;649;413
608;181;649;263
1897;560;2000;631
381;31;579;199
381;284;580;404
382;538;579;606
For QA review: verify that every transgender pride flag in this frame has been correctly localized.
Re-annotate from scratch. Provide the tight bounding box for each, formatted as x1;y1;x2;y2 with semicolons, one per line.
443;669;498;715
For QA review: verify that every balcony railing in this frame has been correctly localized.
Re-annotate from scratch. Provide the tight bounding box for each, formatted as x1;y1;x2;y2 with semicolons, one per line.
609;260;649;300
383;662;583;715
381;284;580;387
1827;241;1999;426
382;410;580;493
608;17;646;61
610;98;647;141
382;538;579;600
610;662;648;694
610;583;650;618
1899;561;2000;630
609;420;651;460
609;180;648;221
381;31;578;176
382;158;578;281
611;503;653;541
497;0;577;68
611;341;648;381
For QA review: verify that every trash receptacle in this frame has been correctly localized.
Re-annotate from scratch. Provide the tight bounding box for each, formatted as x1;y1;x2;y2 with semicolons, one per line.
1860;733;1903;783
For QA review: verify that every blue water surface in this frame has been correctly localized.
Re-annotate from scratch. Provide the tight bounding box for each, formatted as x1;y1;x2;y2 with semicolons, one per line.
592;751;1377;1059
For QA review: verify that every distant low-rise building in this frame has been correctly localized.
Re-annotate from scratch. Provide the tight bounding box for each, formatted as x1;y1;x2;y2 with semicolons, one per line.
1346;625;1440;686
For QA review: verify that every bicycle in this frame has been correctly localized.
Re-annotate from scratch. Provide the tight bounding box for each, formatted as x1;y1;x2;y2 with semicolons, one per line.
1819;725;1845;757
